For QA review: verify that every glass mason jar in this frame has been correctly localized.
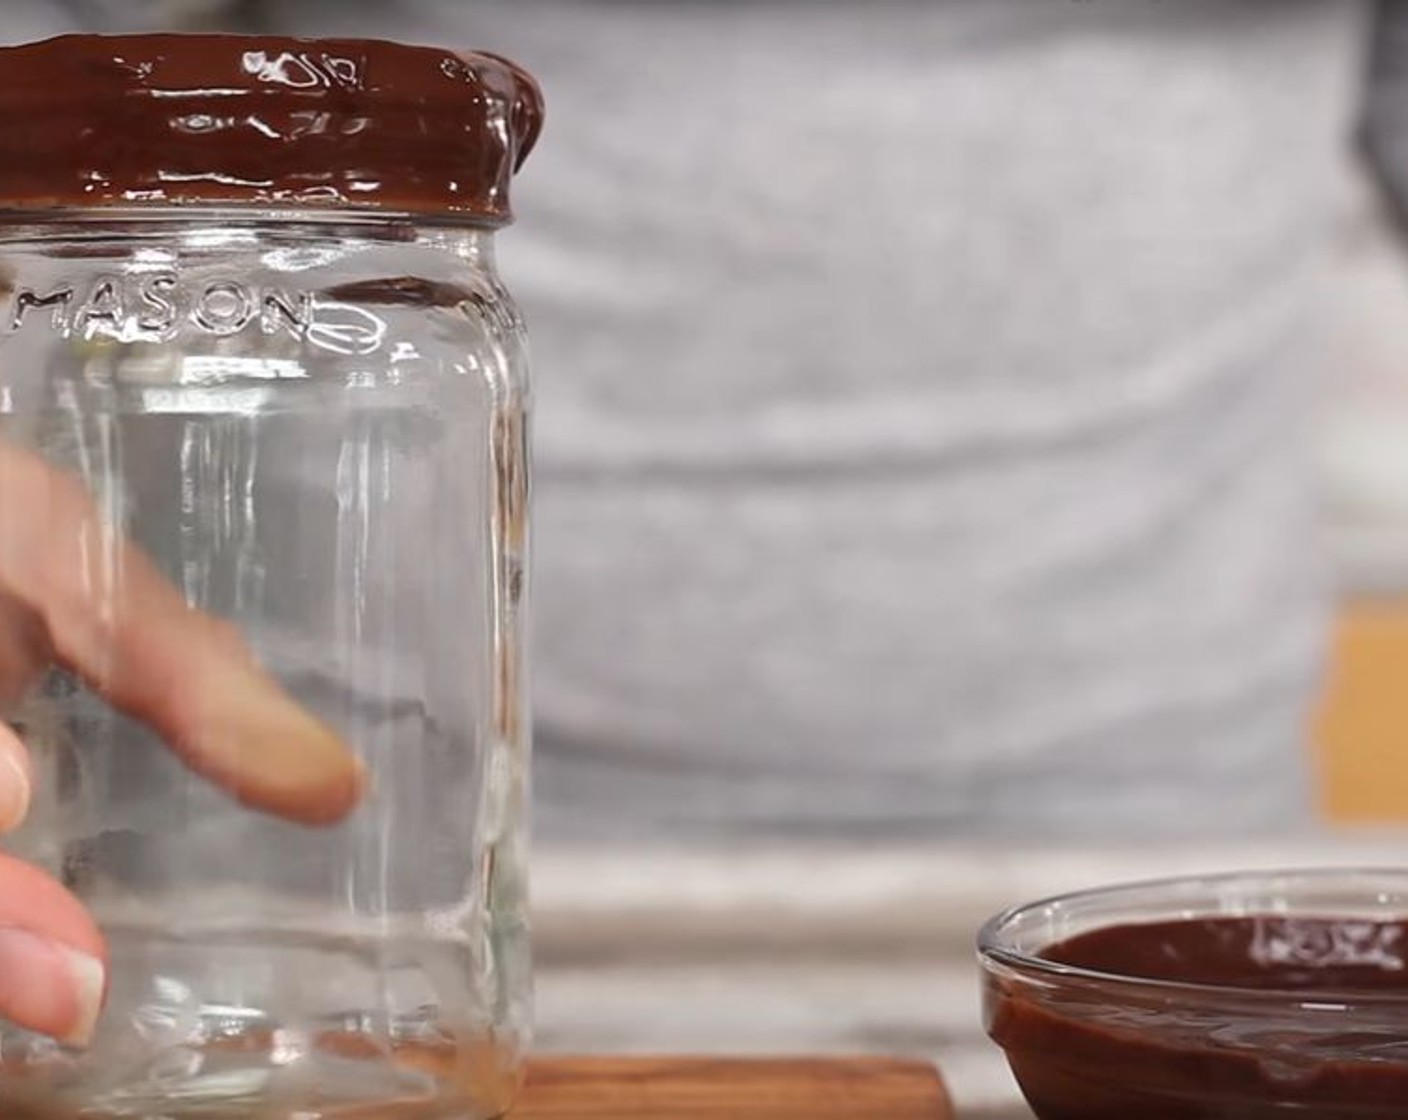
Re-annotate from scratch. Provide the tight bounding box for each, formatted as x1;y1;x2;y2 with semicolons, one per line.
0;35;540;1120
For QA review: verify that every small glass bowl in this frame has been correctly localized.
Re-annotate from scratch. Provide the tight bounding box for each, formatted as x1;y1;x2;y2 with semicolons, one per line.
978;869;1408;1120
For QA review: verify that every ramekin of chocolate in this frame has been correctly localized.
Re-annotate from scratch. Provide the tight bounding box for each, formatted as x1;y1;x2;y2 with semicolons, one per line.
980;869;1408;1120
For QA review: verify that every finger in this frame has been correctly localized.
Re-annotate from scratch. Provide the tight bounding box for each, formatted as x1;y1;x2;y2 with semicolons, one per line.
0;443;363;826
0;852;104;1047
0;590;46;711
0;722;31;833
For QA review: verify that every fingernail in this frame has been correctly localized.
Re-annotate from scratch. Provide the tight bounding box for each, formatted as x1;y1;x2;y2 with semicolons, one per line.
56;945;105;1047
0;745;31;833
0;930;105;1047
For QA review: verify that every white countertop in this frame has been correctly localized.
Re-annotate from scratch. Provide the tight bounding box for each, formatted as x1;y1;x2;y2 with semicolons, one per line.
531;830;1408;1118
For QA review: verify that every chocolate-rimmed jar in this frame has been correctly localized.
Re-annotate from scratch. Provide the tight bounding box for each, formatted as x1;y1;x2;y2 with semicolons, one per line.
0;34;541;1120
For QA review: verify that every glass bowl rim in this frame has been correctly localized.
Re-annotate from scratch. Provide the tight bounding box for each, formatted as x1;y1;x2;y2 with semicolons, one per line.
977;866;1408;1008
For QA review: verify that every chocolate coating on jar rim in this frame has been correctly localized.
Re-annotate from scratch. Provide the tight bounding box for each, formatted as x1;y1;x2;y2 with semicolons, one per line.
0;35;543;222
989;916;1408;1119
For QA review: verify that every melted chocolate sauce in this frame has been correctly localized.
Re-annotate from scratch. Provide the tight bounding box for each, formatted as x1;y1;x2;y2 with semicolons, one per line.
0;35;542;220
989;917;1408;1119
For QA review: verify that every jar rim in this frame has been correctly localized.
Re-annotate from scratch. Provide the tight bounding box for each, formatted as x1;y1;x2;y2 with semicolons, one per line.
0;34;543;224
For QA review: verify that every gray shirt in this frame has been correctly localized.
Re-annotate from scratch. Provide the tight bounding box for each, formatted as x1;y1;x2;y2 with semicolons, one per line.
5;0;1388;840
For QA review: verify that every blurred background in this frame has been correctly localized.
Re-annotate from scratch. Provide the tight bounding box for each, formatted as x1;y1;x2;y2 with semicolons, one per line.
11;2;1408;1117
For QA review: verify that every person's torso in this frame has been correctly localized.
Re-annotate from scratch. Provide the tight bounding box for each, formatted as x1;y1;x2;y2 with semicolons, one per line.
2;1;1376;839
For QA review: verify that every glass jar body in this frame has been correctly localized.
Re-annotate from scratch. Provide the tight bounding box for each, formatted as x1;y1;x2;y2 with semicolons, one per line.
0;212;532;1120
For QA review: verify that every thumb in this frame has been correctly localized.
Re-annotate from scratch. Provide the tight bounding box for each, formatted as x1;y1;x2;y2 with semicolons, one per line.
0;853;105;1047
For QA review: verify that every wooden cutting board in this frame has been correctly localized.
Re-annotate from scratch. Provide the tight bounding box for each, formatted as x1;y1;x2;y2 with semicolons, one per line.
514;1057;953;1119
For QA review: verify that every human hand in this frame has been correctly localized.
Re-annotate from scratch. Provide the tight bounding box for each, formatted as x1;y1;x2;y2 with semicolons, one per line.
0;440;363;1046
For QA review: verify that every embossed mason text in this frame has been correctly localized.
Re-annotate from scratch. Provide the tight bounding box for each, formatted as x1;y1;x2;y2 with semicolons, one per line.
6;272;386;355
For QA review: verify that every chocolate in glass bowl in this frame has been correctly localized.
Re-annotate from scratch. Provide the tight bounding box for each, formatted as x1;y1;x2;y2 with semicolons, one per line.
979;870;1408;1120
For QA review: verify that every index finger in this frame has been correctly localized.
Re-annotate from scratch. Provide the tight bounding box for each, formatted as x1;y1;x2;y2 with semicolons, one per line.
0;441;363;826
